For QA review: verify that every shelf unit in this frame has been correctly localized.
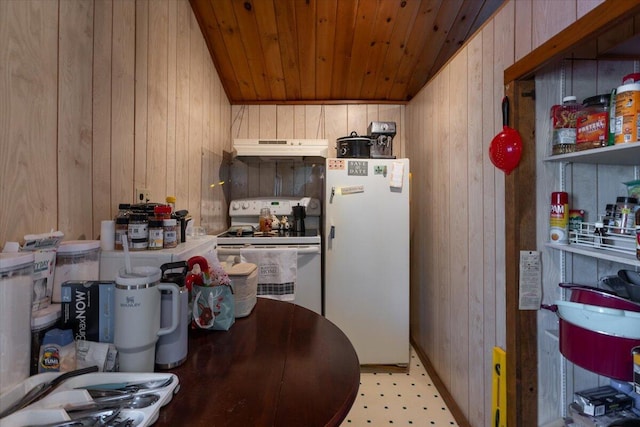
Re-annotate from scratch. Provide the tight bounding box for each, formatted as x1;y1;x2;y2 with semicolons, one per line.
543;143;640;165
545;143;640;267
545;243;640;268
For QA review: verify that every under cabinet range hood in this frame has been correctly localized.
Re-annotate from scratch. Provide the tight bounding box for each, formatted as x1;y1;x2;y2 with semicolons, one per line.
232;139;329;161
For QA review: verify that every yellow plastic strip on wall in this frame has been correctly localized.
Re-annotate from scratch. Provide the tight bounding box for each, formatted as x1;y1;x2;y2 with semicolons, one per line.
492;347;507;427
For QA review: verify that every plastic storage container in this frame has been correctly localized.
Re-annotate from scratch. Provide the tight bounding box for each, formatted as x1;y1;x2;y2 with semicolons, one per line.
51;240;100;303
30;304;61;375
576;94;609;151
0;252;34;394
614;73;640;144
222;260;258;318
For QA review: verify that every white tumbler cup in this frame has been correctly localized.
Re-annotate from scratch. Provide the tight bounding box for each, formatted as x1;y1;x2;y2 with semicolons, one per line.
114;266;179;372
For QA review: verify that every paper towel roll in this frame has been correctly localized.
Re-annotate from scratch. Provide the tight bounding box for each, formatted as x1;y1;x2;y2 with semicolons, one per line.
100;220;115;251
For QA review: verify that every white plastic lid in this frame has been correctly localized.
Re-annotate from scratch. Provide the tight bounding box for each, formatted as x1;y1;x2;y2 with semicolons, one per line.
0;252;34;270
163;219;177;226
31;303;61;330
562;96;577;103
116;266;162;286
57;240;100;254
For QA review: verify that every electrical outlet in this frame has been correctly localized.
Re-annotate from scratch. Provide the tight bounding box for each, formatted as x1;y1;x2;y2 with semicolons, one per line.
136;187;151;203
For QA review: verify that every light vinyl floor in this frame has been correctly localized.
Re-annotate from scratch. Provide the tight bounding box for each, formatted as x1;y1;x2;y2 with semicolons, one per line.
342;347;458;426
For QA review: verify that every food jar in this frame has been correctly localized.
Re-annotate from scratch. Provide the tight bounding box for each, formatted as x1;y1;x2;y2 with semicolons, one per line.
128;213;149;251
0;252;34;394
614;75;640;145
576;94;609;151
52;240;100;303
612;196;638;235
148;219;165;250
259;207;272;232
163;219;178;249
550;96;581;155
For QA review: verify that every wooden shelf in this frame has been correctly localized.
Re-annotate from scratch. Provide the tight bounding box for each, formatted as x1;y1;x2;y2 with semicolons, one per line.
545;242;640;267
543;143;640;165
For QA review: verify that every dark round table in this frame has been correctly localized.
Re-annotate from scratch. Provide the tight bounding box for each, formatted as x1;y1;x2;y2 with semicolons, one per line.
156;298;360;426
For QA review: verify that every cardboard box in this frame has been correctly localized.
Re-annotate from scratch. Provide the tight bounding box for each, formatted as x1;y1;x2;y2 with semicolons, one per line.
574;386;633;416
568;402;639;427
60;281;115;343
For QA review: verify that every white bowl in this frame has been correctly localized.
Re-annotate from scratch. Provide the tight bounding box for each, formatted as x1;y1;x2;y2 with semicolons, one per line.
554;300;640;339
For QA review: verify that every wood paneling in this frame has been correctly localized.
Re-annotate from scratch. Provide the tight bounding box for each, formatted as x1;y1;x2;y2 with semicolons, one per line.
58;0;94;240
190;0;505;103
0;0;59;242
0;0;231;245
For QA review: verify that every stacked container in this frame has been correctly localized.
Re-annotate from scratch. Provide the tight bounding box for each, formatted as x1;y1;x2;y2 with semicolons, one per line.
51;240;100;303
0;252;34;394
222;260;258;317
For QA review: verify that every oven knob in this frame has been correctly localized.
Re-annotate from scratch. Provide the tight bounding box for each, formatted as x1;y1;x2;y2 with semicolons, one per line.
231;202;240;211
242;202;250;209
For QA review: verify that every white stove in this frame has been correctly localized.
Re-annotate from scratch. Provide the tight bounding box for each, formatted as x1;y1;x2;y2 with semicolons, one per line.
217;197;322;314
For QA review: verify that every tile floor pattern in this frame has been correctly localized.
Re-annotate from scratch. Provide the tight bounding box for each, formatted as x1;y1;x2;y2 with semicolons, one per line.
342;347;459;426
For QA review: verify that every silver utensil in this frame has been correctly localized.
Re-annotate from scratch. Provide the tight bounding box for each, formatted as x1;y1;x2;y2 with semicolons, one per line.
24;407;120;427
81;377;173;398
81;376;172;393
64;393;160;412
0;366;99;419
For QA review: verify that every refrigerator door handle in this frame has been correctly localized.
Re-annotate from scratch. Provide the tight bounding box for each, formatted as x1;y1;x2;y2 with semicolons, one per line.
330;225;335;239
330;186;335;203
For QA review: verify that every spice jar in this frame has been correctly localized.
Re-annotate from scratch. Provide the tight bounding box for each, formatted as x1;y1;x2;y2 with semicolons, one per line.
612;196;638;235
51;240;100;303
128;213;149;251
148;219;165;250
576;94;609;151
163;218;178;249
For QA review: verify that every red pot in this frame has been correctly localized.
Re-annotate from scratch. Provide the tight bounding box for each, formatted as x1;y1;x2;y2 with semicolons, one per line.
559;318;639;381
560;283;640;312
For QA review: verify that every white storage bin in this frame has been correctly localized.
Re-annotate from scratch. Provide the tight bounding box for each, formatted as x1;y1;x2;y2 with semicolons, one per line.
222;260;257;317
52;240;100;303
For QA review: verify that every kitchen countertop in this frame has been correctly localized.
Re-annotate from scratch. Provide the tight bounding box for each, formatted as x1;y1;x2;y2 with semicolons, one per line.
156;298;360;426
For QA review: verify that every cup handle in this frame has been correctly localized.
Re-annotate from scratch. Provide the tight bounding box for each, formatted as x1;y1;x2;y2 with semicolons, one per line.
157;282;180;336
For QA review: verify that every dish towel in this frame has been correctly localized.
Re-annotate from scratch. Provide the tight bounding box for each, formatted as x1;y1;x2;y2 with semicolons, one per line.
240;248;297;301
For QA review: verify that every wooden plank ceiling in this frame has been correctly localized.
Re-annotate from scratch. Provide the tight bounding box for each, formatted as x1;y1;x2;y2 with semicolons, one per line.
190;0;504;104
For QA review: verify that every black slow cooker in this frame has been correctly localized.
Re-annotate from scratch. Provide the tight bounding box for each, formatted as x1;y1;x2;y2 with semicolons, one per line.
336;131;373;158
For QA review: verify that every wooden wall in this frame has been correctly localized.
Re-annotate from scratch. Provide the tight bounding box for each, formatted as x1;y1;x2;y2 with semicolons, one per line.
229;104;405;201
0;0;231;246
405;0;605;425
0;0;612;425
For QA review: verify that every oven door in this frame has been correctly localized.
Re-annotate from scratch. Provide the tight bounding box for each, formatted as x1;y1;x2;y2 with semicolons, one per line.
217;244;322;315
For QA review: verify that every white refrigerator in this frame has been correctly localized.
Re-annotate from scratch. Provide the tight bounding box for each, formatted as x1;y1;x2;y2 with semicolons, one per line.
324;158;410;366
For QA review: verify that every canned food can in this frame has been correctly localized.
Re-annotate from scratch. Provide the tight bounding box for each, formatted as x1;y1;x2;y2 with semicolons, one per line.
550;192;569;244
